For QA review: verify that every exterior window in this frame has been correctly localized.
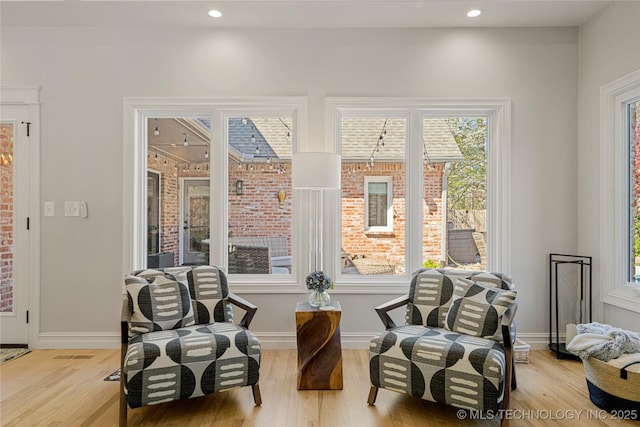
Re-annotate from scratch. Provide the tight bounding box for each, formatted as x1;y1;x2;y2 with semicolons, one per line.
227;116;293;275
126;97;305;291
365;177;392;230
600;69;640;313
147;117;210;268
341;116;406;276
434;117;488;271
629;100;640;283
331;97;510;286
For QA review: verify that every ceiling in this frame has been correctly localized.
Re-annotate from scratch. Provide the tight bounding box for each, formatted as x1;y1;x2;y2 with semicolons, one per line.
1;1;611;29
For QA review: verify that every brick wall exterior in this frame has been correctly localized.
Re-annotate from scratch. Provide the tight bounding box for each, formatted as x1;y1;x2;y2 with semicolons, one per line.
341;163;443;274
149;155;445;271
0;125;14;312
228;164;292;255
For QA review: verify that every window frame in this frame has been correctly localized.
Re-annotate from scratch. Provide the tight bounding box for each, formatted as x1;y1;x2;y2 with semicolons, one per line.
364;176;393;232
600;69;640;312
123;97;308;293
326;97;512;293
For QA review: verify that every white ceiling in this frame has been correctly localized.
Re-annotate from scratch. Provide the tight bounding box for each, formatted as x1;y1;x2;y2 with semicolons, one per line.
1;0;612;28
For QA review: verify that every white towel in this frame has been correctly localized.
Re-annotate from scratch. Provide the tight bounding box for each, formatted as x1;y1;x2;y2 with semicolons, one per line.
567;322;640;361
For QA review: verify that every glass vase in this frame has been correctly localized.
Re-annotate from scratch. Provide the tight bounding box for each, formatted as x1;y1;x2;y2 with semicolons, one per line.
308;289;331;307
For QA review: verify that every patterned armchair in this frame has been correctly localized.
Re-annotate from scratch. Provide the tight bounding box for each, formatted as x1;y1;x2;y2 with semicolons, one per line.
119;266;261;426
368;268;518;425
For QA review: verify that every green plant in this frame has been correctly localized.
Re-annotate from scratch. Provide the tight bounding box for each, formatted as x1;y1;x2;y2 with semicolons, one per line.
635;215;640;258
423;259;440;269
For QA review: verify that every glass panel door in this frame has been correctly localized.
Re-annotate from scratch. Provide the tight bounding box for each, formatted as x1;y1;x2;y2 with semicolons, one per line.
182;179;210;265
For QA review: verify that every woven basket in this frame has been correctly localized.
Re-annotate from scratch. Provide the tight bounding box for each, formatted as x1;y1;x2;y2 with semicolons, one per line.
514;338;530;364
583;353;640;419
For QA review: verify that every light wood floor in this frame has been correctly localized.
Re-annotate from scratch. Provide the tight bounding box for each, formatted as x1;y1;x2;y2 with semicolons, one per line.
0;349;637;426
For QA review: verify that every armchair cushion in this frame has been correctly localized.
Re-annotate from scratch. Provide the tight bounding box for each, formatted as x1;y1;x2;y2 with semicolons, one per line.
131;266;233;326
125;274;195;336
406;269;514;329
369;325;506;412
445;278;517;340
124;322;260;409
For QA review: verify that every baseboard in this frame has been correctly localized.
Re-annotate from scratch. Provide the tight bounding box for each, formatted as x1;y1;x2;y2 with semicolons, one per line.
32;331;374;350
32;331;552;351
36;332;120;349
515;332;550;350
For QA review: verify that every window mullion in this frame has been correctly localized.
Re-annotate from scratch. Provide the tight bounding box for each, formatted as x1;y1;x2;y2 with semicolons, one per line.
407;110;423;275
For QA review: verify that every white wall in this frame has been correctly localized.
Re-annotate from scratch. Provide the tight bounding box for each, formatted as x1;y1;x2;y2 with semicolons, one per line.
578;2;640;331
0;25;580;348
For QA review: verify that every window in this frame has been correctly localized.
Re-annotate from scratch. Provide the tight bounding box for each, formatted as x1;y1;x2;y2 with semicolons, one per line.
629;100;640;284
226;116;293;276
340;115;407;277
146;117;210;268
437;117;487;270
365;177;392;231
329;98;511;287
123;97;306;292
600;69;640;312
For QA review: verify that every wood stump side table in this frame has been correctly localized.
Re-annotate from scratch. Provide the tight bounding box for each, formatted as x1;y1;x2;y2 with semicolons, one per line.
295;301;343;390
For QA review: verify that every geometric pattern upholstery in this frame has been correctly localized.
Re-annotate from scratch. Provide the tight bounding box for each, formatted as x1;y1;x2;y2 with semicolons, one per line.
445;278;517;340
131;266;234;326
370;325;506;412
124;322;261;408
124;274;195;337
369;268;516;415
405;269;514;329
122;266;260;413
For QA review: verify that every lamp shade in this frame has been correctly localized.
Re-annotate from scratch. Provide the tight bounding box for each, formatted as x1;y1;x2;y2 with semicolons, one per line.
292;152;341;190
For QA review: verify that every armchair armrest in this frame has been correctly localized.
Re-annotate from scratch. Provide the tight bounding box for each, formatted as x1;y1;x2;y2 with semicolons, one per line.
121;296;132;345
228;292;258;329
374;294;410;330
501;302;518;349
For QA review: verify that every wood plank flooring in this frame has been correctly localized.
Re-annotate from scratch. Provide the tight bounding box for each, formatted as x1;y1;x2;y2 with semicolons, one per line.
0;349;637;426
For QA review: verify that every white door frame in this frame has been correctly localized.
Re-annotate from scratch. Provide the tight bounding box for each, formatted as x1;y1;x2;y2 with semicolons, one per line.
0;86;40;347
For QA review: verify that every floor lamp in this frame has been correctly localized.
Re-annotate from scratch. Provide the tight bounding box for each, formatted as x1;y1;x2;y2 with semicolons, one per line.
292;152;341;273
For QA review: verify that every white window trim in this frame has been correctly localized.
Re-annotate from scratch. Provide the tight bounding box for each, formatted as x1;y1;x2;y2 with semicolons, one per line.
364;176;393;232
600;69;640;313
326;97;512;294
123;97;308;293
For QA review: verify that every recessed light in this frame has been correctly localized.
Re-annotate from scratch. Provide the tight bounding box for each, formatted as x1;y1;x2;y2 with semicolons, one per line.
467;9;482;18
208;9;222;18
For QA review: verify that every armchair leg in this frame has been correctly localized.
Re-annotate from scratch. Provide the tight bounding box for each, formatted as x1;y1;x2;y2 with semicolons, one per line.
119;381;127;427
119;343;128;427
367;385;379;405
511;357;517;390
252;384;262;406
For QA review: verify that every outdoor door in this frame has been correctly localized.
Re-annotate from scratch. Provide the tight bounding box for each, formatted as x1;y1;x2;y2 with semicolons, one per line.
0;106;30;345
182;179;210;265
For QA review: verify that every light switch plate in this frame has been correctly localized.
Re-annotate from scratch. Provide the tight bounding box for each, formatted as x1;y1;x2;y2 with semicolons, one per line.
44;202;55;217
64;201;80;217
